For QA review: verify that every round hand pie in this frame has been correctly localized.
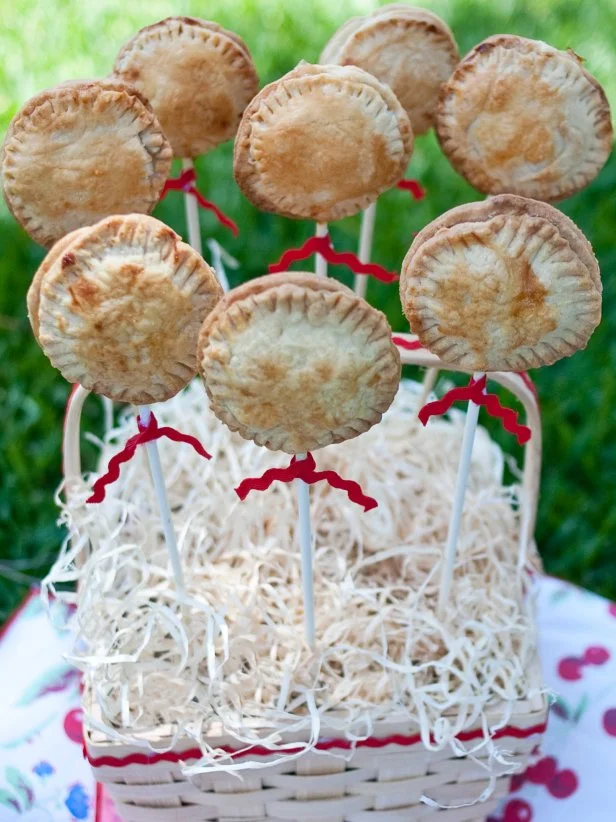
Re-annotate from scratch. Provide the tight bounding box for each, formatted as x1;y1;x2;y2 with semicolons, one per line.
233;63;413;222
400;195;602;372
2;80;172;248
321;4;459;135
436;35;613;201
33;213;222;404
198;273;401;453
113;16;259;158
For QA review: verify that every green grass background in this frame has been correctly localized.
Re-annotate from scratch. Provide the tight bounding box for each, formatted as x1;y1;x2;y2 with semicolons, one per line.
1;0;615;621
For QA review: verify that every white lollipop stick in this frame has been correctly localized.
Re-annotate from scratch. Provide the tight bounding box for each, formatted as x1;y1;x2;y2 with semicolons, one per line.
207;238;239;294
418;366;439;410
182;158;202;255
354;201;377;298
315;222;328;278
295;453;316;647
437;372;485;619
138;405;186;599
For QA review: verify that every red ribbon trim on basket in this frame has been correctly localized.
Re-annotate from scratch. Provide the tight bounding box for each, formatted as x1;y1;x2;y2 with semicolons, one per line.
268;234;398;283
84;720;548;768
419;375;532;445
86;413;211;504
396;178;427;200
160;169;239;236
392;336;424;351
235;452;378;512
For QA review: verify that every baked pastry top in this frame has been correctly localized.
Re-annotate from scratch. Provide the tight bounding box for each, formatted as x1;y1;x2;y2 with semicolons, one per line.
33;213;222;404
2;80;172;248
400;195;602;372
321;4;459;135
436;35;613;201
198;272;401;453
114;16;259;158
233;63;413;222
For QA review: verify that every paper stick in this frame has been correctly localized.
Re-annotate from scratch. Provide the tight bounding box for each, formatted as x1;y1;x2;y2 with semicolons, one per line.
102;396;114;435
354;201;377;298
138;405;186;598
315;222;328;277
437;372;485;619
182;158;203;255
295;453;316;647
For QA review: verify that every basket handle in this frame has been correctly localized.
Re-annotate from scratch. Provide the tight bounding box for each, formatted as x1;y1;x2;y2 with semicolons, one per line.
63;341;541;571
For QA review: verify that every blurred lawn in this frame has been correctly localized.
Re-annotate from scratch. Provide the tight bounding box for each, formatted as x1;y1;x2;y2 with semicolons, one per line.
1;0;615;621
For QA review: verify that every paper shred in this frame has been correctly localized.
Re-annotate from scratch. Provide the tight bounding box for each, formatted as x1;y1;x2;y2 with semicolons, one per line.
419;375;532;445
268;234;398;283
160;169;239;236
396;179;427;200
236;452;378;512
87;413;211;504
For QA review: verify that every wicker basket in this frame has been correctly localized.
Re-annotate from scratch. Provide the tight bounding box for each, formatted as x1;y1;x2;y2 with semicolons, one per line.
70;336;547;821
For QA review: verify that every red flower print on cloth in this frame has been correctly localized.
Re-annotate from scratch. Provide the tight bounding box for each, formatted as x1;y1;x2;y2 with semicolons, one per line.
603;708;616;737
558;645;610;680
487;798;534;822
511;756;579;799
63;708;84;745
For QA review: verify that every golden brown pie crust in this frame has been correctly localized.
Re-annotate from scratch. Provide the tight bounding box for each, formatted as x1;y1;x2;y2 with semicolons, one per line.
2;80;172;248
436;35;613;201
233;63;413;222
36;214;222;404
198;272;401;453
400;195;602;371
113;16;259;158
321;5;459;135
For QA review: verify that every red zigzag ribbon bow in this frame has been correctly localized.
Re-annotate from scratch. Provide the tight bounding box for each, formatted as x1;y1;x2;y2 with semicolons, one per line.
87;413;211;504
396;179;426;200
268;234;398;283
160;169;239;236
418;375;532;445
235;452;378;512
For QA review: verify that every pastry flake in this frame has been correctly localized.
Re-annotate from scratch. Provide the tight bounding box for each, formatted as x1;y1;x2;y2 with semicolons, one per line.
233;63;413;222
400;195;602;371
35;213;222;404
198;272;401;453
436;35;613;201
2;80;172;248
114;16;259;158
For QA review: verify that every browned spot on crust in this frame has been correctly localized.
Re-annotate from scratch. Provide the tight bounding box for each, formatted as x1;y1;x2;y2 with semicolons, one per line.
119;262;144;278
435;250;557;356
68;277;100;308
62;253;76;269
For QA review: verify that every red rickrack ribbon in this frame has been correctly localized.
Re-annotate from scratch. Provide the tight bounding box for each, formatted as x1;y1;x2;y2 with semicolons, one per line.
86;413;211;504
396;178;427;200
268;234;398;283
160;168;239;236
392;336;424;351
235;452;378;512
418;375;532;445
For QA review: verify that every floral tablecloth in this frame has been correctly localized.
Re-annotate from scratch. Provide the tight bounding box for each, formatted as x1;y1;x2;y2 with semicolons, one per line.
0;575;614;821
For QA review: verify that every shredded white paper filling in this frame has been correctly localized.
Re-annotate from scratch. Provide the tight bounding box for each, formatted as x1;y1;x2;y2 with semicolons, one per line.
45;378;541;779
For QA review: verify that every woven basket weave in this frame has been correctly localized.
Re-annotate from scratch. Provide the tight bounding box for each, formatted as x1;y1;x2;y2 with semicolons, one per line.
71;336;547;821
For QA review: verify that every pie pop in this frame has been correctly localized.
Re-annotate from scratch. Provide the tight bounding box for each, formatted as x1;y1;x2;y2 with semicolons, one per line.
114;16;259;251
234;62;413;285
29;213;223;595
320;5;456;295
436;35;613;201
2;80;172;248
198;272;401;644
399;194;601;614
